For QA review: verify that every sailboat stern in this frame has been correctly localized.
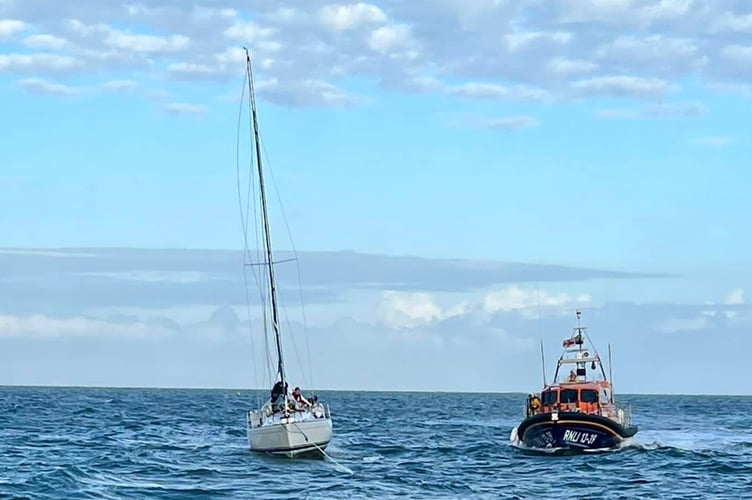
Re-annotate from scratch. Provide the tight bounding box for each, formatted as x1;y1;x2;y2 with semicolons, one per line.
247;406;333;458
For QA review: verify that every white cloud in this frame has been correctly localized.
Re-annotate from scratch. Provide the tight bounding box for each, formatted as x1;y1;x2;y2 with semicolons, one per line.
167;61;216;79
165;47;275;82
445;112;542;130
481;285;591;317
547;57;598;75
598;102;705;119
380;291;447;329
216;46;246;66
2;1;752;110
378;285;591;330
657;316;710;333
721;44;752;65
0;19;25;37
104;30;190;53
164;102;208;115
572;76;676;99
256;78;356;108
23;33;69;50
224;20;276;41
319;3;387;32
666;289;748;329
596;35;700;64
367;24;413;54
725;288;744;305
16;77;80;96
0;53;81;72
447;82;508;99
446;82;550;102
504;31;572;51
14;77;138;97
711;12;752;33
2;246;751;393
0;314;173;340
557;0;693;26
399;75;442;92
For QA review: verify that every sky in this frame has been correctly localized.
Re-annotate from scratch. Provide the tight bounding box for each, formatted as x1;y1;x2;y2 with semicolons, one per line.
1;0;751;394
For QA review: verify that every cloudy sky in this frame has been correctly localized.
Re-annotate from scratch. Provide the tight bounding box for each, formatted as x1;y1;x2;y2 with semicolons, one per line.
1;1;750;394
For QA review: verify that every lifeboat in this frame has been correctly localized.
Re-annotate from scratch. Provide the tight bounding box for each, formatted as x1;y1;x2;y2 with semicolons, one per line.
511;310;638;451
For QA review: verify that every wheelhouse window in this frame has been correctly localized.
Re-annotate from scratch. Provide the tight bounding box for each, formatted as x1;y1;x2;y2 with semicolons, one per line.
560;389;578;403
542;390;558;405
581;389;598;403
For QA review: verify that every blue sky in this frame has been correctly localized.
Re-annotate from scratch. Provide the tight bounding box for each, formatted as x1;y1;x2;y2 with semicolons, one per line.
2;78;750;267
1;1;751;393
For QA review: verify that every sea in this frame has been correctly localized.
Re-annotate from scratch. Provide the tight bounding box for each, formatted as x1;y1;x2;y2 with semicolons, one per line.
0;388;750;499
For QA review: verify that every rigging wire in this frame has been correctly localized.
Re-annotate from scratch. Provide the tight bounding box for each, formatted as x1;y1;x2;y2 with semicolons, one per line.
235;68;260;405
258;137;315;391
236;61;277;403
236;49;316;396
246;73;274;389
278;292;310;390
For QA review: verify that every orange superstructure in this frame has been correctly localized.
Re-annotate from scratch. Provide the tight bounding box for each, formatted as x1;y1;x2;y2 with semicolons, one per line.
537;380;618;418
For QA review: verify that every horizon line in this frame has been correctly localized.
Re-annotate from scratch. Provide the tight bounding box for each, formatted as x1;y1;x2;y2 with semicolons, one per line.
1;384;749;398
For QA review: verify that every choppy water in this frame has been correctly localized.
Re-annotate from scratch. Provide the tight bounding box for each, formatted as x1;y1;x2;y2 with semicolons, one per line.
0;388;750;499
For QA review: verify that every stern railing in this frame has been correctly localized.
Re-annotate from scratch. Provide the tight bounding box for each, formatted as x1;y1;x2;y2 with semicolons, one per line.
616;402;632;427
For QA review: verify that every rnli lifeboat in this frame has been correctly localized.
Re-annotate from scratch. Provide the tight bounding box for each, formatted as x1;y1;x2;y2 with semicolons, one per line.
511;310;638;451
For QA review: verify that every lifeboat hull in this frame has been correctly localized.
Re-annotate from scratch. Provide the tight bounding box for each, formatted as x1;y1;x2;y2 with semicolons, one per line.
514;412;638;451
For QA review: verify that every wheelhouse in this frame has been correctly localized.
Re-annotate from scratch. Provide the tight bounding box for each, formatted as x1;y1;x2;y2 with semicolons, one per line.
539;382;608;415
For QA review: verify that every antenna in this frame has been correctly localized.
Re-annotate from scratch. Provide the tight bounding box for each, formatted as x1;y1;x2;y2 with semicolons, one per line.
536;286;546;385
608;343;614;404
540;339;547;386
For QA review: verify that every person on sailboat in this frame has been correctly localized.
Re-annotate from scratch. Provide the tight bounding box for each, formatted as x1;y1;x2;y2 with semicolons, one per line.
292;386;311;408
270;381;288;412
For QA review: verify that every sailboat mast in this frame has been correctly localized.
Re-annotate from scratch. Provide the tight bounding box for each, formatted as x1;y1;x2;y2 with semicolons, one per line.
244;48;286;391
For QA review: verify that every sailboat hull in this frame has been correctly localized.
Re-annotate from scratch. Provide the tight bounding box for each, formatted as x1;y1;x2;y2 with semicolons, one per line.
247;414;332;458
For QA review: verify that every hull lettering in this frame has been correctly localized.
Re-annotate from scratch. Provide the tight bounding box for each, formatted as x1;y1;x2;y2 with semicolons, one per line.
563;429;598;445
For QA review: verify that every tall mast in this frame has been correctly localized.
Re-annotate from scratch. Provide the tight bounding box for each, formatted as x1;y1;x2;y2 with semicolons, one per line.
244;48;286;391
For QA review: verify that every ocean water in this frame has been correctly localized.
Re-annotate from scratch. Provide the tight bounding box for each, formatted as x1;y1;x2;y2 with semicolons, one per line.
0;388;750;499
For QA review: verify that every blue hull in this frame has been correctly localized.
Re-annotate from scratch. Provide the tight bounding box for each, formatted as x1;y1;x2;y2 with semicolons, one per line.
517;412;638;451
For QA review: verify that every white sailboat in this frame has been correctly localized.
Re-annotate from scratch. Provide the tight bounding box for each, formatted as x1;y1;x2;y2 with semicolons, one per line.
240;48;333;457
